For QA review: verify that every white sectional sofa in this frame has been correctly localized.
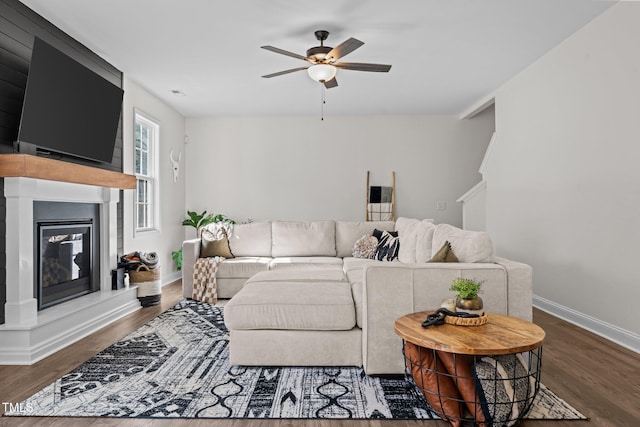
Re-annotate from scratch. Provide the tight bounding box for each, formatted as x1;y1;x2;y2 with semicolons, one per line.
181;219;532;375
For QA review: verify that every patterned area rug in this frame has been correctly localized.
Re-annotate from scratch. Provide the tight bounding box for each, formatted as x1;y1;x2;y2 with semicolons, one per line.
7;300;586;420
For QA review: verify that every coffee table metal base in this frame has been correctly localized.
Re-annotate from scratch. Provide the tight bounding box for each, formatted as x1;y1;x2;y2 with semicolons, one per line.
402;342;542;426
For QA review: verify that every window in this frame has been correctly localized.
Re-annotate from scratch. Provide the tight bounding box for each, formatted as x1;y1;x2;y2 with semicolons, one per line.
134;111;159;231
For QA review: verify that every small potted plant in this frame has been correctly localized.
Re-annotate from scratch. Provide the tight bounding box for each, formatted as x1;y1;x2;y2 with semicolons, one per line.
450;278;484;315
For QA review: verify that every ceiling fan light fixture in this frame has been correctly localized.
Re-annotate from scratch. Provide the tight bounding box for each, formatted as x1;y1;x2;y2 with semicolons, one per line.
307;64;337;83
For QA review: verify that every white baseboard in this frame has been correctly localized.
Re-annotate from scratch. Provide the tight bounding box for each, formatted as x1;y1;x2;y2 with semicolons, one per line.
0;288;141;365
162;270;181;287
533;295;640;354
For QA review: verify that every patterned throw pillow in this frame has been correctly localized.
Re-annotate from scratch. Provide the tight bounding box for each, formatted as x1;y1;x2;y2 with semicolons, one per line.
352;234;379;259
375;230;400;261
372;228;398;240
473;353;534;426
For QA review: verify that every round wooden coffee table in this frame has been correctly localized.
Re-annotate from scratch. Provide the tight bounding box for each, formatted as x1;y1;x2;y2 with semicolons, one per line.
395;311;545;426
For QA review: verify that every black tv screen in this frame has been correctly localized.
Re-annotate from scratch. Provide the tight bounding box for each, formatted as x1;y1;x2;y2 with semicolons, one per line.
17;37;124;164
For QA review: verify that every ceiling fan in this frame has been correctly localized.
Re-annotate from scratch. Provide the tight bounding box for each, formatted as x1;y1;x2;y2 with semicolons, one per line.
261;30;392;89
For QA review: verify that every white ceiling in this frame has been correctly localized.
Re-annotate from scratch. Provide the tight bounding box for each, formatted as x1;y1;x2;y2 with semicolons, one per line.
20;0;615;117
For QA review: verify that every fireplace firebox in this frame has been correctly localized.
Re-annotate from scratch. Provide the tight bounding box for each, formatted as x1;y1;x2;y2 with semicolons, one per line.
33;202;100;310
37;221;93;309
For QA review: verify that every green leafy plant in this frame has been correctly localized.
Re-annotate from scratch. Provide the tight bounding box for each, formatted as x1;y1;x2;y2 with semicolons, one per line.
171;248;183;271
181;210;216;231
450;278;482;300
181;211;237;233
210;214;236;225
172;210;237;271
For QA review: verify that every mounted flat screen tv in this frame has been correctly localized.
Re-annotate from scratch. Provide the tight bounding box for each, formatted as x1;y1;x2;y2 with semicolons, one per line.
17;37;124;164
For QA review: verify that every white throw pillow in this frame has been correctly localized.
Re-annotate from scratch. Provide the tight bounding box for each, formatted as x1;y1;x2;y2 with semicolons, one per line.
396;217;420;263
415;220;436;263
431;224;494;263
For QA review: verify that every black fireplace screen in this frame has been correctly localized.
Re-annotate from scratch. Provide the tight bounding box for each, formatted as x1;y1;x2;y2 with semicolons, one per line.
38;221;93;309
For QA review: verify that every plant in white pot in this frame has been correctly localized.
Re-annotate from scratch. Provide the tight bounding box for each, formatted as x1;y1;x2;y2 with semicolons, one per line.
449;278;484;315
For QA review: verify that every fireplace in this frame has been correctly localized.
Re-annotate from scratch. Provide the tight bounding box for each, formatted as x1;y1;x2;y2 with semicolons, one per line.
0;162;140;365
37;220;97;309
34;201;101;310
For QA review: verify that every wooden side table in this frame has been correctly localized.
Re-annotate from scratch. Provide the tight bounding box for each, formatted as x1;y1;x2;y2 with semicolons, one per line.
395;311;545;426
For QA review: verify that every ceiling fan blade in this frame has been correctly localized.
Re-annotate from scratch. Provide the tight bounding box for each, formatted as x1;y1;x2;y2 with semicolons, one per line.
326;38;364;62
261;67;308;78
324;77;338;89
261;45;309;61
334;62;392;72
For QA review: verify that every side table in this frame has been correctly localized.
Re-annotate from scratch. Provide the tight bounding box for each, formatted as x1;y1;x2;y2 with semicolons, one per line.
395;311;545;426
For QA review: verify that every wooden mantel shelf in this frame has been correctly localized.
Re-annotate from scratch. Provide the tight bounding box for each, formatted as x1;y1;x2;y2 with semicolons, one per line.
0;154;136;189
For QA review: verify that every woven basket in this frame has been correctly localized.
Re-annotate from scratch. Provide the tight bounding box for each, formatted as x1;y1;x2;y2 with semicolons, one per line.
444;312;488;326
130;264;161;306
129;264;160;283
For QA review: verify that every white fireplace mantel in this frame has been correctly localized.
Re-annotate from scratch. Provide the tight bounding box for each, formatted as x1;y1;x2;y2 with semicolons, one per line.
0;175;140;364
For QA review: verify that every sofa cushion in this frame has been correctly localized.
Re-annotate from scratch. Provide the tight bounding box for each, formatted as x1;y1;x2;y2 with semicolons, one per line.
269;257;343;270
215;257;271;279
395;218;436;263
228;221;272;257
343;257;385;283
335;221;395;258
432;224;494;263
351;280;364;328
224;280;355;331
396;217;421;263
248;268;346;283
271;221;336;257
415;221;437;263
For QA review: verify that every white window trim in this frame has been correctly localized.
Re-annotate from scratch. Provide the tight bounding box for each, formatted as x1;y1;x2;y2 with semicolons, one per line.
133;108;160;235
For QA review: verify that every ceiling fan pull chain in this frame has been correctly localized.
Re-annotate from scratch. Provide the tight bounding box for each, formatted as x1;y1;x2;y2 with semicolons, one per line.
320;84;325;121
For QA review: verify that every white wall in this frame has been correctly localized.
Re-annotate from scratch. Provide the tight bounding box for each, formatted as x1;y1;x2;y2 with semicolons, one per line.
185;113;494;225
122;77;186;282
458;182;487;232
485;3;640;348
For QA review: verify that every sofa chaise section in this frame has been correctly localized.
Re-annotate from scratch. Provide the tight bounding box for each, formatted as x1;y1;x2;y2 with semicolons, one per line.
358;258;532;374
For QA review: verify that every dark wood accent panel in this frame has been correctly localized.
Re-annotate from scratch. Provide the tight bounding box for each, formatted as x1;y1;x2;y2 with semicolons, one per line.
0;155;136;189
0;0;123;171
0;178;3;323
0;0;127;323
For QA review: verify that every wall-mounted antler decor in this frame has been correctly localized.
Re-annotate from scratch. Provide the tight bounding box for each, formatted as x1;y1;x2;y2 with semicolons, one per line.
170;149;182;183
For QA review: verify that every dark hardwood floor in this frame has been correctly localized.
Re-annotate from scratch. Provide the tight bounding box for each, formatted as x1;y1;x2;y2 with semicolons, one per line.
1;281;638;426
